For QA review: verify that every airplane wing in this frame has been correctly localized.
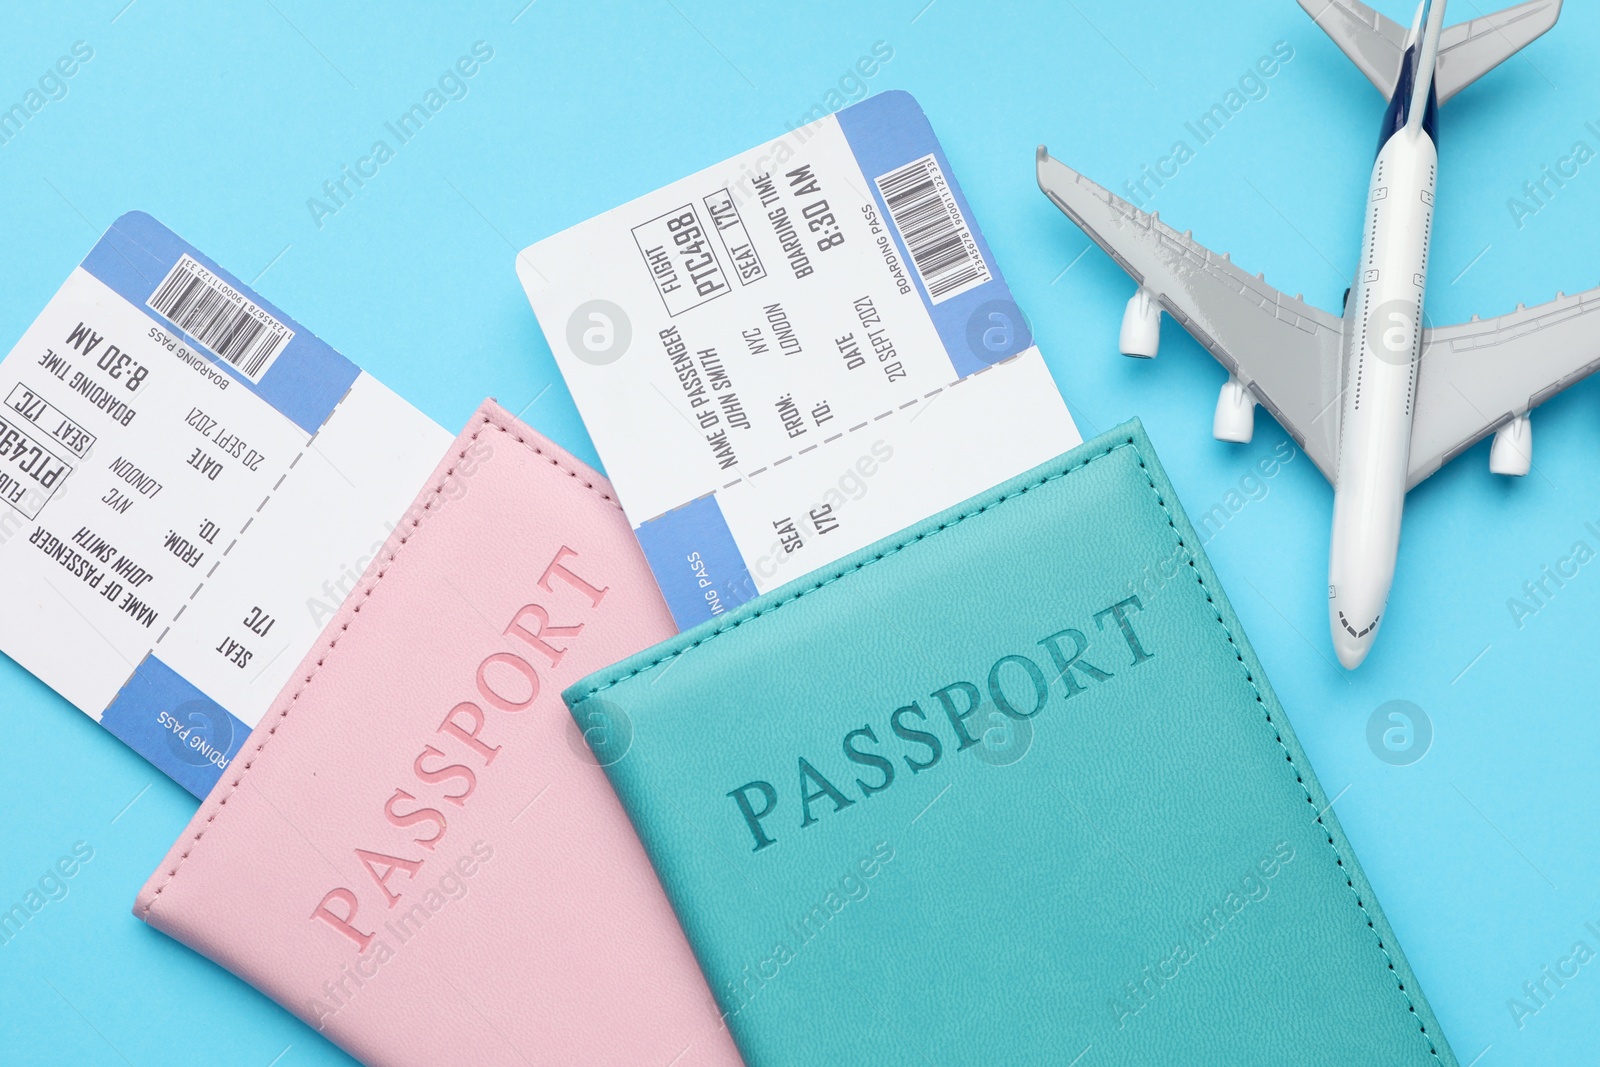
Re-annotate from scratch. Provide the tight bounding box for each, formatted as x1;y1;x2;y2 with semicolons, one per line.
1297;0;1408;98
1408;287;1600;486
1435;0;1562;104
1037;149;1347;483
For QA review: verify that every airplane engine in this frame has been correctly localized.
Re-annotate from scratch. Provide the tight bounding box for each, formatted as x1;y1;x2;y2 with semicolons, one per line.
1119;286;1161;357
1213;375;1256;443
1489;413;1532;476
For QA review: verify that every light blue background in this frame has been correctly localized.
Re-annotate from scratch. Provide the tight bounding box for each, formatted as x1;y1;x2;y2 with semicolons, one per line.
0;1;1594;1064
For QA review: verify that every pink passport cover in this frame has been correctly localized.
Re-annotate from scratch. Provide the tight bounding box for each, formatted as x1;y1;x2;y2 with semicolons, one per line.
134;400;742;1067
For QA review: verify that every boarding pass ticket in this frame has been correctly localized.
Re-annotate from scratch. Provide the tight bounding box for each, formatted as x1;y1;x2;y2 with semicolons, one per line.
0;213;451;796
518;90;1079;628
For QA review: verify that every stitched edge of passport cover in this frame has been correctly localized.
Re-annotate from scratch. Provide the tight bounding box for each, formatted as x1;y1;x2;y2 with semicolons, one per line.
137;399;618;917
567;418;1455;1065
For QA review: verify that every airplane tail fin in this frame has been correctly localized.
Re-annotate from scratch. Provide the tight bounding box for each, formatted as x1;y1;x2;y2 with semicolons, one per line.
1297;0;1560;104
1404;0;1447;131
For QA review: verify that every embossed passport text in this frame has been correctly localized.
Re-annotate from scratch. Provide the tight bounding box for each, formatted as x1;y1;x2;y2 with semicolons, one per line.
135;400;741;1067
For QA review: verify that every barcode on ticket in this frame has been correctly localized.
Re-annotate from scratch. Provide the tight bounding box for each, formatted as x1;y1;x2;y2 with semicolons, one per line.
147;255;294;382
874;154;991;304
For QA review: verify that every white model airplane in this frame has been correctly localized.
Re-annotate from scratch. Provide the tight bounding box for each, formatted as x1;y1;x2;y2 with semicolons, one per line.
1039;0;1591;668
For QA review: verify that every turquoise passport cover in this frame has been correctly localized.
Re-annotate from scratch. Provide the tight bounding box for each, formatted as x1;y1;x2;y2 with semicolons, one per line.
564;420;1456;1065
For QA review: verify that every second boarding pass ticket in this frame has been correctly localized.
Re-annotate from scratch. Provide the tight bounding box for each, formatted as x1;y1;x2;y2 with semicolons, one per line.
518;90;1079;628
0;213;451;796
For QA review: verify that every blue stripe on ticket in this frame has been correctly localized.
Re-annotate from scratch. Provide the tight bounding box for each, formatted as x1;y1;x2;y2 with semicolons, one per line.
80;211;358;435
835;90;1032;379
634;494;755;630
100;656;250;798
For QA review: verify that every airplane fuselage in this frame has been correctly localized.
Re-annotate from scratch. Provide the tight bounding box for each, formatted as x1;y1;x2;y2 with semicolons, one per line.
1327;73;1439;668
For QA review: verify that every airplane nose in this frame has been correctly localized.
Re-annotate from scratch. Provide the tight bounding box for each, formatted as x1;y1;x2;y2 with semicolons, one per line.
1333;629;1374;670
1326;470;1402;671
1329;598;1382;670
